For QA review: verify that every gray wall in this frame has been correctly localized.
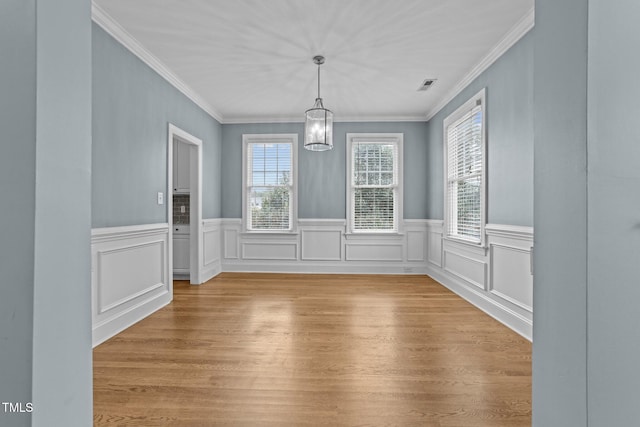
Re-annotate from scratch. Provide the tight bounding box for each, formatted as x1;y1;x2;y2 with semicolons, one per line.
32;1;93;425
0;1;37;424
92;24;222;228
534;1;640;425
426;31;534;226
533;0;588;425
0;0;93;425
587;0;640;424
221;121;428;219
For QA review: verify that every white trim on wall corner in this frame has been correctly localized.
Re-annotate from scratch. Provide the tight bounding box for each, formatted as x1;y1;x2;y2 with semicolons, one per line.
91;1;224;123
424;7;535;121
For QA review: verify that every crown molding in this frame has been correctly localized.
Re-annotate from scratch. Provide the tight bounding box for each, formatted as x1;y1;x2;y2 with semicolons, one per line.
222;114;428;125
91;1;224;123
337;115;428;123
424;7;535;121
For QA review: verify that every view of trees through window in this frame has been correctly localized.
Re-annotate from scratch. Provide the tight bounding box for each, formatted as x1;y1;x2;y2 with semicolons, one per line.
247;142;292;230
250;172;290;230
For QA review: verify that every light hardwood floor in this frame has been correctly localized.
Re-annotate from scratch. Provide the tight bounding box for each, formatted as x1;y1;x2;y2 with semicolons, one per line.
94;273;531;426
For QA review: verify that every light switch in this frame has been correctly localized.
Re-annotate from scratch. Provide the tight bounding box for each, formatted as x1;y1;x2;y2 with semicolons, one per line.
157;192;164;205
180;205;186;213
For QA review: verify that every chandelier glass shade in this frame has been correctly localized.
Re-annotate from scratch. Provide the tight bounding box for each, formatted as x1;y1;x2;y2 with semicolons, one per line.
304;56;333;151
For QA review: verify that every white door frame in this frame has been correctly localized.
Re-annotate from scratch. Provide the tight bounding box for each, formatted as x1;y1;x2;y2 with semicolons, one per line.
167;123;203;285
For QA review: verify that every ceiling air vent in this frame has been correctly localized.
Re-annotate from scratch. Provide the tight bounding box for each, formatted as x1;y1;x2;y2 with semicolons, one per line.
417;78;437;92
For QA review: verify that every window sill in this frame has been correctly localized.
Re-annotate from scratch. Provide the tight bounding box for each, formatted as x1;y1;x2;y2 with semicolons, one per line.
443;236;487;254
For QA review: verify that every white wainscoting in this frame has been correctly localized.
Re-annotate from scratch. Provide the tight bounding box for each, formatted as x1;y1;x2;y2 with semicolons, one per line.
427;220;444;267
201;219;222;283
91;223;171;347
301;220;343;261
425;221;533;341
443;239;488;290
91;219;533;345
486;224;534;313
220;218;430;274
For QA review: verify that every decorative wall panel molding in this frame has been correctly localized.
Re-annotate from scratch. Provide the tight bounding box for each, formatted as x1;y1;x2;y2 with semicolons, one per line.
91;223;171;347
301;229;342;261
406;230;426;262
425;222;533;341
426;220;444;267
443;248;487;290
242;241;298;260
201;219;222;282
220;218;430;274
486;223;534;313
345;243;404;262
489;244;533;312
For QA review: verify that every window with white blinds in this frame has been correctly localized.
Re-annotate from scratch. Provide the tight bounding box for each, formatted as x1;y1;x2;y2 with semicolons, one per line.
444;89;486;244
243;134;297;231
347;134;403;233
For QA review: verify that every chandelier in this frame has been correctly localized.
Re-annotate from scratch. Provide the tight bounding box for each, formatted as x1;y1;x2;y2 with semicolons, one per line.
304;55;333;151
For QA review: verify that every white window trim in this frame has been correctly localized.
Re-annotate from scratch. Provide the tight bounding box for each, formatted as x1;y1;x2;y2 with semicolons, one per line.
242;133;298;233
346;133;404;235
443;88;487;247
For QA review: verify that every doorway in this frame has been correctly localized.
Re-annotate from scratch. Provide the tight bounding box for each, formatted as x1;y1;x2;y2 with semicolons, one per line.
167;123;203;285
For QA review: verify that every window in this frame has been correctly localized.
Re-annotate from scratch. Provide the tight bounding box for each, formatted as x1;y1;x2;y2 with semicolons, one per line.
242;134;297;231
347;133;403;233
444;89;486;244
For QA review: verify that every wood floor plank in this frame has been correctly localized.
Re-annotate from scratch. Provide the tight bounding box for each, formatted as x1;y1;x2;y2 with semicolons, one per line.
94;273;531;426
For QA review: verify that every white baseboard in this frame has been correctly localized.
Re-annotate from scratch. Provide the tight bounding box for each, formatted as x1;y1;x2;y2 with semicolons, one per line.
222;261;428;275
201;260;222;282
426;265;532;341
92;290;171;347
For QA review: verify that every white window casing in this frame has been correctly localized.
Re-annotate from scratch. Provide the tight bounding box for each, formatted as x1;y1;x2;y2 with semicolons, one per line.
346;133;403;234
443;88;486;246
242;134;298;232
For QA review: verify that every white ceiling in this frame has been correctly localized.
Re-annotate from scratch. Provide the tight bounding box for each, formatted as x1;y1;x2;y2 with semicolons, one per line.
93;0;534;123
